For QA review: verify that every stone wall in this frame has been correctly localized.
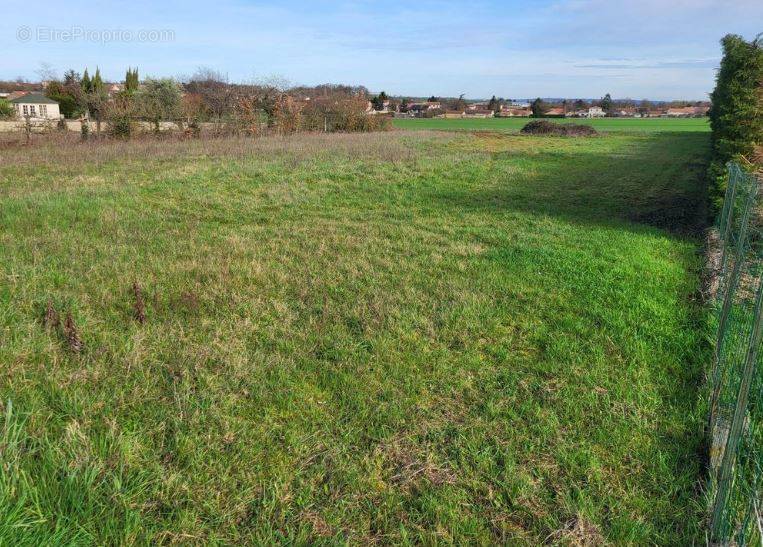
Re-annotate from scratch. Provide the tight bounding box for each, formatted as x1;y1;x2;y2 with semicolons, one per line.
0;119;186;133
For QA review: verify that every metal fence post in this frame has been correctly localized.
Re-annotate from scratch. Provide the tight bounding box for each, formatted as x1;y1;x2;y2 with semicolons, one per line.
717;164;739;277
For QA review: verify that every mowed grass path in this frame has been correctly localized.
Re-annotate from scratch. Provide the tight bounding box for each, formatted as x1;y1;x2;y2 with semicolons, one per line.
394;116;710;133
0;131;708;544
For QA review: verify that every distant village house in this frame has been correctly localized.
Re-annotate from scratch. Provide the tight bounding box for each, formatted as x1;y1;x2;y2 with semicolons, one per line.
666;106;709;117
440;110;466;119
499;106;531;117
464;109;495;119
9;92;61;120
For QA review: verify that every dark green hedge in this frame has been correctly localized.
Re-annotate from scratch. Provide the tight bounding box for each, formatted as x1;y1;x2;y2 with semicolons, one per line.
708;34;763;212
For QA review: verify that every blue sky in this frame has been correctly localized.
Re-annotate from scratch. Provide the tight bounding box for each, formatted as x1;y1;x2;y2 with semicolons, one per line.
2;0;761;100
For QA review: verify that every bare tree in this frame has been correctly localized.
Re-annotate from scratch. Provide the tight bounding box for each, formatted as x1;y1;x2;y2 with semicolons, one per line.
35;62;58;83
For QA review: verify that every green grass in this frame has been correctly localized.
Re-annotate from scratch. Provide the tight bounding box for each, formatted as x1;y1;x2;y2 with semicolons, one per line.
393;116;710;133
0;130;709;544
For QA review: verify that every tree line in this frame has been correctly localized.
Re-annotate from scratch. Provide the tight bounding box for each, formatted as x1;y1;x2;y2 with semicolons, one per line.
0;67;390;137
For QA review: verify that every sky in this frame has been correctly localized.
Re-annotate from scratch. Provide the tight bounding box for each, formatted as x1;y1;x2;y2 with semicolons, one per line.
1;0;761;100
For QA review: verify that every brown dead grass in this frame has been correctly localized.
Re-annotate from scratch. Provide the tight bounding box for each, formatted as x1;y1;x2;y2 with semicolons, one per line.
301;510;333;538
43;299;59;330
0;130;451;170
380;436;456;491
547;516;605;546
62;312;83;353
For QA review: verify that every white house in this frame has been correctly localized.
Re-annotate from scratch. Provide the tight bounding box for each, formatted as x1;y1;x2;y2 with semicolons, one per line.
10;92;61;120
587;106;605;118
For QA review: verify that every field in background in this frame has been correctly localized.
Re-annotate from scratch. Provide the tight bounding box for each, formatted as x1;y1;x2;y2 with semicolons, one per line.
0;130;709;544
394;116;710;133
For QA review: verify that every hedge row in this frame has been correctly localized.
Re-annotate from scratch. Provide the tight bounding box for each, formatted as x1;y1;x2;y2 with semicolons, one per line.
708;34;763;211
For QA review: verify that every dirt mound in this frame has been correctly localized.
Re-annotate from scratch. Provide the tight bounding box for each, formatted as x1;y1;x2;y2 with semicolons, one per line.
520;120;597;137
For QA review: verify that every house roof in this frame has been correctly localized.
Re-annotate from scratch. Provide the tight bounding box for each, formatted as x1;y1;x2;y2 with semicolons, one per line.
667;106;708;114
410;103;439;110
10;92;58;105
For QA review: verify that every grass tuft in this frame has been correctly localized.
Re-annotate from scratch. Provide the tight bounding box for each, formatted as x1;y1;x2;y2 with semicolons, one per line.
62;312;83;353
43;299;59;330
132;282;146;324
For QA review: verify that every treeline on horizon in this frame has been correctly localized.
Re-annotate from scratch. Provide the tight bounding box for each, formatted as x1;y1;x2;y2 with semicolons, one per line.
0;75;711;106
0;68;392;137
0;67;709;121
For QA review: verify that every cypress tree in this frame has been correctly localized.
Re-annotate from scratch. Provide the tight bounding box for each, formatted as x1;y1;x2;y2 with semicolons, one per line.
92;67;104;93
600;93;613;114
125;67;139;93
531;98;547;117
81;68;92;93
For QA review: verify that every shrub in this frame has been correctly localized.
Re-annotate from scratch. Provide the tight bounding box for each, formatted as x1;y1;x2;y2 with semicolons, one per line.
520;120;597;137
186;119;201;138
136;78;183;133
80;119;89;141
0;98;15;120
105;97;135;139
300;96;390;133
272;95;302;135
232;97;268;136
108;114;133;139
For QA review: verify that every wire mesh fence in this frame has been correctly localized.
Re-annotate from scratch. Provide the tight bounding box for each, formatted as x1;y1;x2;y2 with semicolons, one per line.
708;161;763;545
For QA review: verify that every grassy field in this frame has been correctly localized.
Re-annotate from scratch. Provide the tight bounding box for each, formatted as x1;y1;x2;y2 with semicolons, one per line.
0;130;709;544
393;116;710;133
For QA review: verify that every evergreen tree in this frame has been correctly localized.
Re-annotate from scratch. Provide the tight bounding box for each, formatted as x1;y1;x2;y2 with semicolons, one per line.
531;97;547;117
125;67;139;93
81;67;108;132
81;69;92;93
92;67;104;93
600;93;613;114
371;91;388;111
45;81;79;118
50;69;87;118
63;69;80;86
487;95;499;112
